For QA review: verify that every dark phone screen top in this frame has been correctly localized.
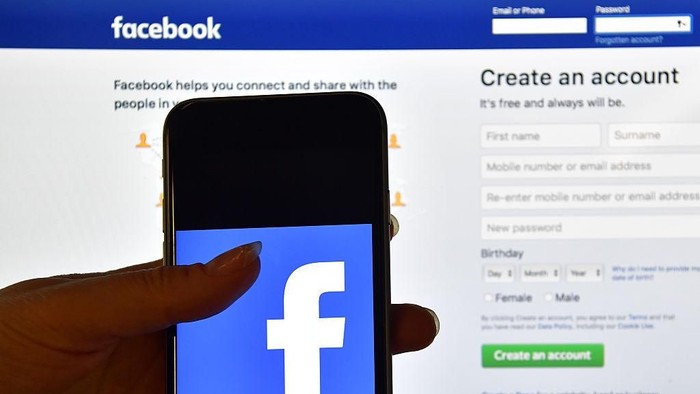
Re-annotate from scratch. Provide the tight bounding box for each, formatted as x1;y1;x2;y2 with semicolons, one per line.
167;93;386;231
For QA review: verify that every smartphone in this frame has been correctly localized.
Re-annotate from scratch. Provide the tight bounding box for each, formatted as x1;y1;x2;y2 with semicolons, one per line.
163;93;391;393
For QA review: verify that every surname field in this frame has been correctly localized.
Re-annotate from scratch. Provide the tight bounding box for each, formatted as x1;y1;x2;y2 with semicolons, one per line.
609;123;700;147
481;124;600;148
482;154;700;178
481;215;700;239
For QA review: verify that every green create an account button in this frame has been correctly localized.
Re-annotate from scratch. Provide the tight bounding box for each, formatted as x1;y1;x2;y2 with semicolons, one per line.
482;344;604;368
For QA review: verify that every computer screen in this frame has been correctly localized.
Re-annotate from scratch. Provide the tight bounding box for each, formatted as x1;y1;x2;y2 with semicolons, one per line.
1;0;699;392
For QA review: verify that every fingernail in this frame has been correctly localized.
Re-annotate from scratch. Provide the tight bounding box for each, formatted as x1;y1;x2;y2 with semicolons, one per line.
425;307;440;336
204;241;262;275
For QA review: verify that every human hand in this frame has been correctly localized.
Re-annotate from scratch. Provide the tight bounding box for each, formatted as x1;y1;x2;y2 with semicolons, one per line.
0;242;438;393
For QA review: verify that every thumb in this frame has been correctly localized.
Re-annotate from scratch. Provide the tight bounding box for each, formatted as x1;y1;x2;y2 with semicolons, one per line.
34;241;261;344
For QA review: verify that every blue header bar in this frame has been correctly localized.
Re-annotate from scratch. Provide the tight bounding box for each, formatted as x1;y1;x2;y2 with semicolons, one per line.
1;0;699;50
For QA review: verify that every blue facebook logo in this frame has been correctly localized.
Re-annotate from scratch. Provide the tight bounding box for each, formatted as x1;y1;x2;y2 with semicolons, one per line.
176;224;375;393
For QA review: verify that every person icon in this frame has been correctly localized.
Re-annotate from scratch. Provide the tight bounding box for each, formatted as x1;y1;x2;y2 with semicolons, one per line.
388;133;401;149
392;191;406;207
136;132;151;148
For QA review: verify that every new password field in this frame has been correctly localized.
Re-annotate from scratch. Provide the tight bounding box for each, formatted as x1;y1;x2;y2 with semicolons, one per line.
482;124;600;148
482;215;700;240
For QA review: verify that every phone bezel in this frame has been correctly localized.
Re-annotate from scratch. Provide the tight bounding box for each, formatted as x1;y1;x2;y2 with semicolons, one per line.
163;92;391;394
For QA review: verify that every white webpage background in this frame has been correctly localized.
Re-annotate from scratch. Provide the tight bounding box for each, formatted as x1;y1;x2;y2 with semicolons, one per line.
1;48;699;393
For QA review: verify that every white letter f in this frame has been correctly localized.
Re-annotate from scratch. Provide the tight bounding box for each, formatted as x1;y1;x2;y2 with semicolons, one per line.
111;16;124;38
267;261;346;394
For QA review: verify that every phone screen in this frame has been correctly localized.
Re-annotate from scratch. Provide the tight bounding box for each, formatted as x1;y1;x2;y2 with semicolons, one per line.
175;225;375;392
164;93;390;393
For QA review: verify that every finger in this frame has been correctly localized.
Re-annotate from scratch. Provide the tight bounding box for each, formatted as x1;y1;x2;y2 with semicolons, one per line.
54;260;164;280
0;260;164;297
26;242;261;346
0;277;62;297
389;214;400;240
390;303;439;355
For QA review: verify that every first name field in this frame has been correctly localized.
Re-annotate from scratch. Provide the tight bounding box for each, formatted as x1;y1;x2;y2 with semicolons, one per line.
482;124;600;148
